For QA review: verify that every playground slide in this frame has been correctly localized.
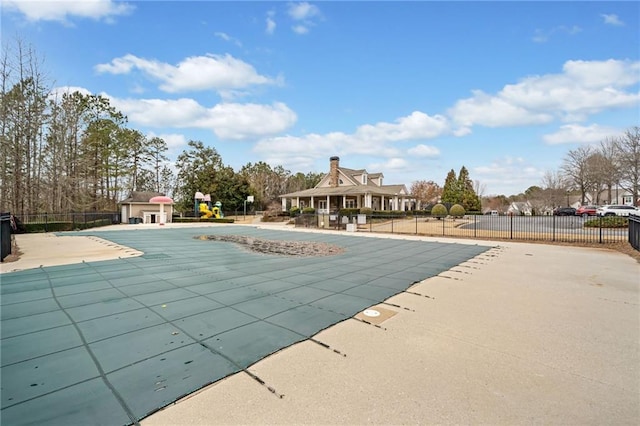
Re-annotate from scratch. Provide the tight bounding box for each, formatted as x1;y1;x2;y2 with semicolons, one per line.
199;202;223;219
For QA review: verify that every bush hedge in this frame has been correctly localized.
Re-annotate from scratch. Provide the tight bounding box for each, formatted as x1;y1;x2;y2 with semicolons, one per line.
584;217;628;228
301;207;316;214
173;218;235;224
23;219;113;233
338;208;360;216
431;203;448;218
449;204;466;218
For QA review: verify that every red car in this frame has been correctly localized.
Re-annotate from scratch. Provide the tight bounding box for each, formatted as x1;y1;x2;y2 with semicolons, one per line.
575;205;597;217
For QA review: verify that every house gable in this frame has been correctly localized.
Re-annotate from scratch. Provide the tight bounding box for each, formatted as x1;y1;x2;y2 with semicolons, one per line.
316;168;362;188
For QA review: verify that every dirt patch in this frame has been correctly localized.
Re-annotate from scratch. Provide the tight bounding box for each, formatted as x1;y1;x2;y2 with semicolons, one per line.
196;234;345;257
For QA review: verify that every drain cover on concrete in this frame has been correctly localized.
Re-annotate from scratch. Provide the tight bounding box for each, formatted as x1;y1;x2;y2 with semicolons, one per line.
355;306;397;325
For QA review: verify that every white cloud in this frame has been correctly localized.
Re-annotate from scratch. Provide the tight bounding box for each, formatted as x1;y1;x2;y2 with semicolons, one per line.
292;25;309;35
214;32;242;47
532;25;581;43
95;53;278;93
288;2;320;20
408;144;440;158
474;157;544;195
355;112;449;142
542;124;623;145
449;59;640;129
266;11;276;34
287;2;321;34
254;111;448;170
50;86;93;99
145;132;187;151
601;14;624;26
369;158;409;172
106;95;297;140
450;90;554;128
4;0;133;23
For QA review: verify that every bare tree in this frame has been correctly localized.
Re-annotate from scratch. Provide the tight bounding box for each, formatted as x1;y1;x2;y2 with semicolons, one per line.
473;179;486;199
562;145;595;204
540;170;569;208
614;126;640;206
597;138;621;204
0;39;51;215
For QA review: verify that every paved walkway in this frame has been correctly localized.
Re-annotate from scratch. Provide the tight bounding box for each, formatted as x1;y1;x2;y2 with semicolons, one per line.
1;223;638;425
1;225;488;425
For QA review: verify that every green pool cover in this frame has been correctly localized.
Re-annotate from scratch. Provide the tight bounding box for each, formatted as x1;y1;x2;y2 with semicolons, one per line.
1;226;489;425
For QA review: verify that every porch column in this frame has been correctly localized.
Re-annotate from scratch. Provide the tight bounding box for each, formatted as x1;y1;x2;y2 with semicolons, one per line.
381;195;385;210
393;195;398;211
311;196;315;209
357;195;361;209
296;197;300;208
326;195;330;212
343;195;346;208
281;197;287;211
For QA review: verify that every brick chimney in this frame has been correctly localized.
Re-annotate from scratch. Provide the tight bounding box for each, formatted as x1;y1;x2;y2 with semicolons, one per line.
329;156;340;187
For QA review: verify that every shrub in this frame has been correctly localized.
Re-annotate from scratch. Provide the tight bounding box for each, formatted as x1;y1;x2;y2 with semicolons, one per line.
339;208;359;217
289;207;300;216
301;207;316;214
371;210;405;217
360;207;373;216
449;204;465;218
173;218;234;224
584;217;628;228
431;203;448;218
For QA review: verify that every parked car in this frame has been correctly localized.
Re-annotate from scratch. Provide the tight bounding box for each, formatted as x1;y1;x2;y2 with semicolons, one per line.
575;205;598;217
596;205;639;217
553;207;577;216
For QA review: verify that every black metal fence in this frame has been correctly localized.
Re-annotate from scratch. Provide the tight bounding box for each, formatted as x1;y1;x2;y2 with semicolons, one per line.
14;212;121;233
295;213;634;245
1;212;12;261
629;214;640;250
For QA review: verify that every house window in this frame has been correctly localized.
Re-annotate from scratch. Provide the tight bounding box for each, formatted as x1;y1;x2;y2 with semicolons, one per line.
319;200;327;211
362;174;367;184
345;199;355;209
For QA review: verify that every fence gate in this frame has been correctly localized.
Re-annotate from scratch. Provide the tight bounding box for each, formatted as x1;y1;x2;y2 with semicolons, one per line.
1;212;12;261
629;214;640;251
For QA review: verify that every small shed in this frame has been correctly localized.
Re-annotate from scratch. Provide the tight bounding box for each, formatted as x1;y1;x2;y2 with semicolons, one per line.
119;191;174;224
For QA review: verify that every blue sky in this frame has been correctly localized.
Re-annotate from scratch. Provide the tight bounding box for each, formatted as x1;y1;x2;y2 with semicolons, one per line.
2;1;639;196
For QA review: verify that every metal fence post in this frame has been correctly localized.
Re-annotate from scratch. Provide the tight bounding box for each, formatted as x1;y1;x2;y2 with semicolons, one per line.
442;216;445;236
552;214;556;242
474;215;477;238
391;216;394;234
44;212;48;233
510;214;513;239
415;215;418;235
599;216;603;244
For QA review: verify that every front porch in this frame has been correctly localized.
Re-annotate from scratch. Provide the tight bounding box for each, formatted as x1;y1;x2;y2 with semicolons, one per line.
282;193;410;213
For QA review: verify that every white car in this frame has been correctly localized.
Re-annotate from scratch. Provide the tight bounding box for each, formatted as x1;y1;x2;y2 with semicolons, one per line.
596;205;639;217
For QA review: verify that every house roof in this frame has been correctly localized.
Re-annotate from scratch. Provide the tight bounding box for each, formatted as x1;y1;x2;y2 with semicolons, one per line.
281;183;408;198
119;191;165;204
280;158;408;198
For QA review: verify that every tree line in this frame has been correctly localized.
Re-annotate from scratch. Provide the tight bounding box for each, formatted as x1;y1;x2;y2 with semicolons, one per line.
482;127;640;214
0;40;322;216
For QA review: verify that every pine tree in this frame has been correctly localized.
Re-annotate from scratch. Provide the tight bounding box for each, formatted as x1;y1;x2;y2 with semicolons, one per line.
457;166;481;211
441;169;459;204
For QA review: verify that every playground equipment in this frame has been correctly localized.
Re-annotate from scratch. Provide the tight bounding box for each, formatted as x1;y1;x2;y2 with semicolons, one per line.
195;192;223;219
199;201;223;219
